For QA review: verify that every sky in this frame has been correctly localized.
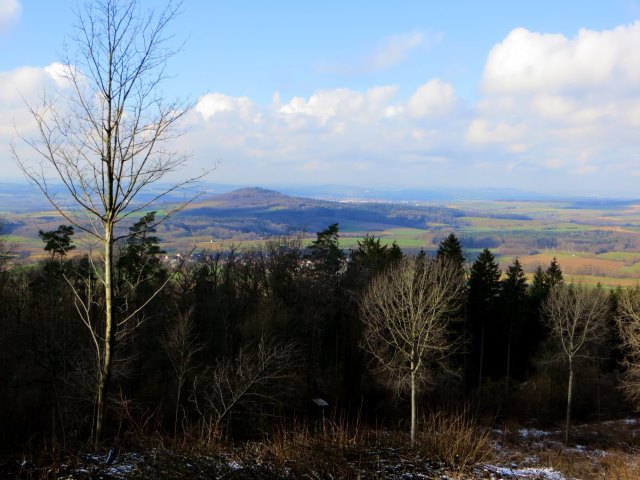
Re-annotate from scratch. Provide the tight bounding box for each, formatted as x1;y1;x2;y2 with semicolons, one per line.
2;0;640;197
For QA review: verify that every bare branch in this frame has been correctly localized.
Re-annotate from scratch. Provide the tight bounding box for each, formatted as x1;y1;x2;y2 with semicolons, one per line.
12;0;209;446
190;336;300;429
359;256;464;444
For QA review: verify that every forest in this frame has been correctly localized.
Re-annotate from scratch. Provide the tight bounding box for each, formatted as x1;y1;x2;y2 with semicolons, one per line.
2;221;640;477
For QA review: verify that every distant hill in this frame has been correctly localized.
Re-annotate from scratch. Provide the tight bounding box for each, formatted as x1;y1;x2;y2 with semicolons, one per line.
175;187;463;240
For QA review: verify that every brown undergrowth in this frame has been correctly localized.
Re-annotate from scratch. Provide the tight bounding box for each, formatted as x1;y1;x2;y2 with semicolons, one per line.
497;417;640;480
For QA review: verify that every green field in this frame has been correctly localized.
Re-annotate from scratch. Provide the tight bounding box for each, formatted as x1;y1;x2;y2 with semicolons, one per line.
6;192;640;287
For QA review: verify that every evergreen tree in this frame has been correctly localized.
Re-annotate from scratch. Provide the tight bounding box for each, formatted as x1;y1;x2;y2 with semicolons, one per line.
116;211;167;308
500;258;528;390
467;248;501;388
39;225;76;261
350;234;403;281
305;224;347;399
522;264;551;378
307;223;344;277
436;233;465;270
530;265;548;298
546;256;564;287
117;211;166;283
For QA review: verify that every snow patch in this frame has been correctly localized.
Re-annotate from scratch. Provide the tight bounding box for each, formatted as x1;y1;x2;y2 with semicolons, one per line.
486;465;567;479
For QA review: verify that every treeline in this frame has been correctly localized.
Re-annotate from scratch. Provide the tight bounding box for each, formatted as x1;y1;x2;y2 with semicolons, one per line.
1;222;640;451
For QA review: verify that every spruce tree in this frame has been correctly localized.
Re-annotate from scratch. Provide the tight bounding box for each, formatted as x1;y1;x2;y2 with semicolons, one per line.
501;258;527;390
468;248;501;388
546;256;564;287
436;233;465;269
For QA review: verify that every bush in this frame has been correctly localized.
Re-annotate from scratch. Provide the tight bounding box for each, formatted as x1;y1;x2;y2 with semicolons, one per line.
417;409;494;472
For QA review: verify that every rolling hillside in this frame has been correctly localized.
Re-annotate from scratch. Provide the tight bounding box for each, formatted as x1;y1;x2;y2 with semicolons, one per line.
175;187;463;240
6;185;640;286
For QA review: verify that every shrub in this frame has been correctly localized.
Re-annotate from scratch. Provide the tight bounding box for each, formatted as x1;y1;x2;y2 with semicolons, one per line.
417;409;494;472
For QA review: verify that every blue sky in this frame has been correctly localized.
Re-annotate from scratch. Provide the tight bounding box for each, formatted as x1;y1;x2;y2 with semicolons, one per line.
3;0;640;196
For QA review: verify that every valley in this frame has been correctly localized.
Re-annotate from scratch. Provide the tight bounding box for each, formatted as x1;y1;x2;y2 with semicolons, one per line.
3;184;640;286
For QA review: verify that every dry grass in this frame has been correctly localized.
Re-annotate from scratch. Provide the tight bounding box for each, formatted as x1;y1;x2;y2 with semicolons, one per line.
417;409;495;473
602;450;640;480
255;414;366;477
496;418;640;480
529;448;640;480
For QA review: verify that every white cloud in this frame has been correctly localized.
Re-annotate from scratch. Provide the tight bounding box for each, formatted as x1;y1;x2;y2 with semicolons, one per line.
279;88;365;121
0;66;43;104
43;62;77;89
0;0;20;34
180;81;467;187
366;85;399;107
465;119;525;144
463;20;640;193
0;63;73;135
8;19;640;194
530;94;576;119
483;22;640;94
196;93;254;121
407;79;457;118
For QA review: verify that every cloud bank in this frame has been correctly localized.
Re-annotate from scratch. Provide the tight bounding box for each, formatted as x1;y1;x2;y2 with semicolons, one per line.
5;20;640;195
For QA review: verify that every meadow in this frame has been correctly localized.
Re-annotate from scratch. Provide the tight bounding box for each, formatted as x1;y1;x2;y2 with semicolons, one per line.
5;189;640;286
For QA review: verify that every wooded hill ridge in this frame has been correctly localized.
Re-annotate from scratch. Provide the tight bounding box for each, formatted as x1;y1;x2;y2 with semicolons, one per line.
177;186;464;238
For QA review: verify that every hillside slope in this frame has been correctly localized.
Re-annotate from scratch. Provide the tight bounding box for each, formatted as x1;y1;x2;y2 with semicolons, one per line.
176;187;463;239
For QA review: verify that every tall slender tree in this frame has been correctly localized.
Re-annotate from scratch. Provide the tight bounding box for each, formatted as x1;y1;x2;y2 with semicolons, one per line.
467;248;501;388
14;0;204;446
360;257;464;444
500;258;527;392
543;283;608;445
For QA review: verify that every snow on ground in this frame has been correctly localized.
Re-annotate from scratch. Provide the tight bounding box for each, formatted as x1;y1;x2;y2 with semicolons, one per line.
481;465;566;479
517;428;558;439
5;418;638;479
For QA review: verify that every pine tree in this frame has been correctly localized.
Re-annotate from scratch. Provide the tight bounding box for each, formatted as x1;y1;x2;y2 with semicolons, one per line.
530;265;548;298
468;248;501;388
546;257;564;287
308;223;344;277
39;225;76;261
436;233;465;269
501;258;527;391
117;211;166;285
350;234;403;281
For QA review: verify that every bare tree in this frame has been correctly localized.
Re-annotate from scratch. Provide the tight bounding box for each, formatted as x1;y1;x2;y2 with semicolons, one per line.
162;306;202;436
13;0;205;446
616;286;640;406
359;256;465;445
542;283;608;445
191;337;299;438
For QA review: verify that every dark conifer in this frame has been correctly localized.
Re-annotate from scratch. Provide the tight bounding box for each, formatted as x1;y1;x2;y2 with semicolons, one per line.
437;233;465;269
546;256;564;287
467;248;501;389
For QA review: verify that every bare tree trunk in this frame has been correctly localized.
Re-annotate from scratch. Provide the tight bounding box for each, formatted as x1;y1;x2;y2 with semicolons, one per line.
478;321;485;390
174;383;182;436
13;1;210;447
565;360;573;446
96;226;114;447
505;319;512;397
410;360;416;446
